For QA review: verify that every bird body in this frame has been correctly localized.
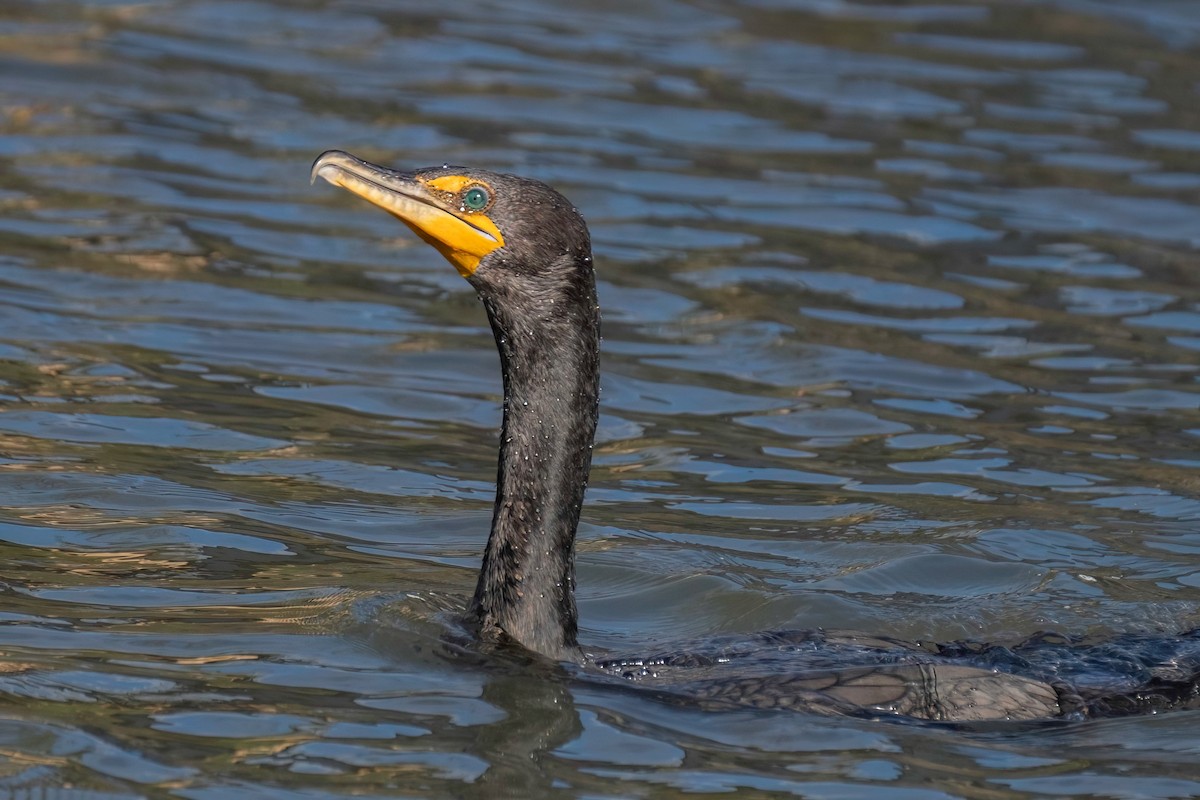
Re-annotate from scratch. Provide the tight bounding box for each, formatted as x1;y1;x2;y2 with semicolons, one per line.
312;150;1200;722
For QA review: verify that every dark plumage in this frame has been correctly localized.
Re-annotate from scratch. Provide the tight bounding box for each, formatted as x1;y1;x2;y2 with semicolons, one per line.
312;150;1200;722
459;173;599;661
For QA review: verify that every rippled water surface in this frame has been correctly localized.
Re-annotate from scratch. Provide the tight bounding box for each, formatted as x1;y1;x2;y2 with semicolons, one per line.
2;0;1200;796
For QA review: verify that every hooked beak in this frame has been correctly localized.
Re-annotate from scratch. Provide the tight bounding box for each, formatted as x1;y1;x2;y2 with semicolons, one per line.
311;150;504;277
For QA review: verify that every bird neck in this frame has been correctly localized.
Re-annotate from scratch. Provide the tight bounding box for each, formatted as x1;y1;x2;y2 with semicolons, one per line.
469;261;600;661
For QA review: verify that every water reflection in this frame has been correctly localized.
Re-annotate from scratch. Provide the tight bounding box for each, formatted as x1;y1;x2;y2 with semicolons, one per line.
0;0;1199;795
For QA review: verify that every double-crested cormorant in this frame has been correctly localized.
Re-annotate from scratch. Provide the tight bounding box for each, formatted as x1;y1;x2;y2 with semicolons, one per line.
312;150;1200;722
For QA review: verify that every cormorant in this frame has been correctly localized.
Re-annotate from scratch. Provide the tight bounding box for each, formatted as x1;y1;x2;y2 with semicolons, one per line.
311;150;1200;723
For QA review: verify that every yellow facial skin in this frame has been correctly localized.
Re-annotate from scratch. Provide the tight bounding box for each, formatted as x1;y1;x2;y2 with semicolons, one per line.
311;150;505;277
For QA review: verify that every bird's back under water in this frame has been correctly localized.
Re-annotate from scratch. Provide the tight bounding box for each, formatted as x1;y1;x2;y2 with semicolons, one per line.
589;628;1200;721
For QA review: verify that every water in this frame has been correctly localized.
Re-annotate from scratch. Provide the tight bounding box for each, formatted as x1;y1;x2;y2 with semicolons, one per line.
1;0;1199;796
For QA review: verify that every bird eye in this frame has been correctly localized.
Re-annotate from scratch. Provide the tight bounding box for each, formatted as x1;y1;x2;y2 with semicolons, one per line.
462;186;490;212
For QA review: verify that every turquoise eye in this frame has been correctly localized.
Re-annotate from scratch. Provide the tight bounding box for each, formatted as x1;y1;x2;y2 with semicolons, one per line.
463;186;490;211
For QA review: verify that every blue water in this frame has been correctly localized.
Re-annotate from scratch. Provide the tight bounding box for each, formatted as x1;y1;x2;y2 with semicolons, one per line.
0;0;1198;796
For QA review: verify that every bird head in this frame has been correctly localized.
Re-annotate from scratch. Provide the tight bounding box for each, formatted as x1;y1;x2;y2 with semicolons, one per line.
311;150;590;292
